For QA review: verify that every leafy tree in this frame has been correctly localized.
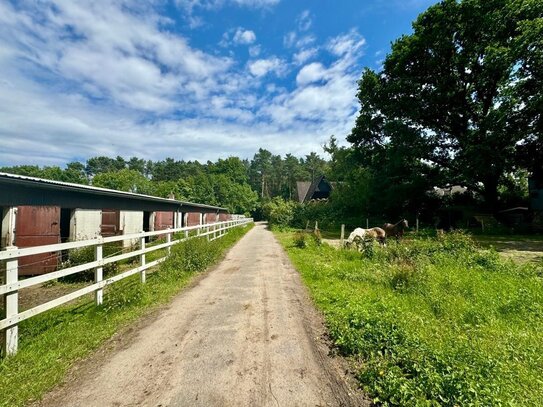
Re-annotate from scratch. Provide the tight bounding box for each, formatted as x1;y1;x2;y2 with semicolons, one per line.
209;157;249;184
250;149;273;198
64;162;88;184
284;154;304;200
303;152;327;182
349;0;543;211
127;157;146;175
92;169;152;194
86;156;125;176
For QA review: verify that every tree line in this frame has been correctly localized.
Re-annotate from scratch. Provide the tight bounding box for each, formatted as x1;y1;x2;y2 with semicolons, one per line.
0;150;328;215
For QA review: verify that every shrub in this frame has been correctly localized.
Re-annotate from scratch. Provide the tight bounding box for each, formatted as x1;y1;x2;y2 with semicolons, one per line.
262;197;298;228
293;232;307;248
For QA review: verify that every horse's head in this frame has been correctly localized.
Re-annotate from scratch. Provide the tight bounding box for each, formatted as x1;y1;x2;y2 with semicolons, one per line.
402;219;409;229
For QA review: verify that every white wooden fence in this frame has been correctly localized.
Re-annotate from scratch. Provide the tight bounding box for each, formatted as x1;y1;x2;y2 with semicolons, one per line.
0;217;252;356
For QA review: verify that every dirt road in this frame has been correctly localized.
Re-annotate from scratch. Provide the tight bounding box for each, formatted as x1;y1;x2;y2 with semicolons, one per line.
38;223;365;407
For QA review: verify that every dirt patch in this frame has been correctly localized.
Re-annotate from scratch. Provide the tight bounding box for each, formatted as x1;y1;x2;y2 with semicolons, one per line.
474;236;543;263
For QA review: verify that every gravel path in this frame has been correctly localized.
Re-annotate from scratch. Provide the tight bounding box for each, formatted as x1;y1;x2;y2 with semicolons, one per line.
37;223;365;407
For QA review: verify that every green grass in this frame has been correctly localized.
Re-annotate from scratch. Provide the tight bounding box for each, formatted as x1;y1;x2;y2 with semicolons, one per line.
276;230;543;406
0;223;252;407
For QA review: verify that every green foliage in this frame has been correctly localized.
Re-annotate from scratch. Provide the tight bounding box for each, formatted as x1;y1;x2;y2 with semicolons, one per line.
92;169;153;194
0;164;88;185
348;0;543;212
262;197;298;228
293;231;307;248
60;244;123;282
277;230;543;406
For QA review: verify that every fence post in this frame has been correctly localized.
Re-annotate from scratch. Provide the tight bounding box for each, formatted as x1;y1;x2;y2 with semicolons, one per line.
207;225;210;241
314;221;318;231
166;230;171;255
340;224;345;247
94;243;103;305
416;216;419;233
366;218;369;229
1;246;19;356
140;236;146;283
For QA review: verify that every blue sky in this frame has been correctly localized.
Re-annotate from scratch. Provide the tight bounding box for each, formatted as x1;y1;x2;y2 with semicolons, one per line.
0;0;437;166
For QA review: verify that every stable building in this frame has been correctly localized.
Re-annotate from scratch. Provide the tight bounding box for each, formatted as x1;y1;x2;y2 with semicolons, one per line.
0;172;228;275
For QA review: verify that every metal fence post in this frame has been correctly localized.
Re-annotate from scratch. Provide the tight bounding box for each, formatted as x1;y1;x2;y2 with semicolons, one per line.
94;244;103;305
166;230;171;255
340;224;345;247
140;236;146;283
1;246;19;356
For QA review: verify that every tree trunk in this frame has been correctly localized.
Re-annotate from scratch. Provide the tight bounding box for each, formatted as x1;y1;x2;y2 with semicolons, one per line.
482;177;499;213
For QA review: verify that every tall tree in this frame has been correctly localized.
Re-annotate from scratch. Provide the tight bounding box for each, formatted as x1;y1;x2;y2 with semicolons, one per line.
304;152;327;182
349;0;543;211
250;149;273;198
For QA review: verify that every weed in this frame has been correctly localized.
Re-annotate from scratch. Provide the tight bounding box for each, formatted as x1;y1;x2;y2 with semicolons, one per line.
293;231;307;248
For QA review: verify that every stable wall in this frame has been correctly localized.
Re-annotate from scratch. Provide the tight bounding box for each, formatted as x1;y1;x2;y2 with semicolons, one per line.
120;211;143;247
70;209;101;241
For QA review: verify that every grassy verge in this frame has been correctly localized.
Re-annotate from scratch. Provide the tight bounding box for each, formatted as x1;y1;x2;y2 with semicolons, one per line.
0;223;253;407
276;230;543;406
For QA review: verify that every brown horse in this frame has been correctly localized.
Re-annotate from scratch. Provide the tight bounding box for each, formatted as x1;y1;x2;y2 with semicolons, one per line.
383;219;408;240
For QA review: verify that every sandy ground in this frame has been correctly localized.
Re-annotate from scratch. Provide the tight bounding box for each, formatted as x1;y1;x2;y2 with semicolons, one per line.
36;223;367;407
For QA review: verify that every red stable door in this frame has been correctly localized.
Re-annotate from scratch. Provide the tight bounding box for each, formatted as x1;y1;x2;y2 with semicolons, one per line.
15;206;61;276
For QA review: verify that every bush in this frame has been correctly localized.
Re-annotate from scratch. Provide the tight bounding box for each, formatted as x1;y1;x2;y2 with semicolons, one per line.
262;197;298;228
293;232;307;248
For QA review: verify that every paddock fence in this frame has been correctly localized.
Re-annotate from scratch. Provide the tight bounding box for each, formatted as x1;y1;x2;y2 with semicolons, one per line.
0;217;253;356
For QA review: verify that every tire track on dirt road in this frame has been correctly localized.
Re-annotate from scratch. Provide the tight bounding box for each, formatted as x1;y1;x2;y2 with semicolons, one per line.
37;223;367;407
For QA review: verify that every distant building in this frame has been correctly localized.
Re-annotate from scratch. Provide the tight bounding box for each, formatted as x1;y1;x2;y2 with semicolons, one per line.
296;175;333;203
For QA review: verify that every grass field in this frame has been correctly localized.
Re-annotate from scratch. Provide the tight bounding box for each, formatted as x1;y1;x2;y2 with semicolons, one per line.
0;224;252;407
276;230;543;406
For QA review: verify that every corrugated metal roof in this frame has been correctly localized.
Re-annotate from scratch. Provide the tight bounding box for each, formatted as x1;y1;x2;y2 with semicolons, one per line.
0;172;227;212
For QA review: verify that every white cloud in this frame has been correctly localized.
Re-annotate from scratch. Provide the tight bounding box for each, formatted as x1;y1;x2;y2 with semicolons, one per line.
293;48;318;65
327;29;366;56
0;1;365;167
296;62;327;86
176;0;279;11
248;57;287;77
233;28;256;44
249;45;261;57
284;31;316;49
260;30;366;130
297;10;312;31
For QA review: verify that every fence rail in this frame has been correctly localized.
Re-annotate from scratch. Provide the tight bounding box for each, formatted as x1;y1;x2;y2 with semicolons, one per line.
0;217;253;356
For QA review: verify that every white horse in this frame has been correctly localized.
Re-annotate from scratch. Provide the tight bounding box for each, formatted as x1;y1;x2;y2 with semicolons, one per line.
345;227;386;249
